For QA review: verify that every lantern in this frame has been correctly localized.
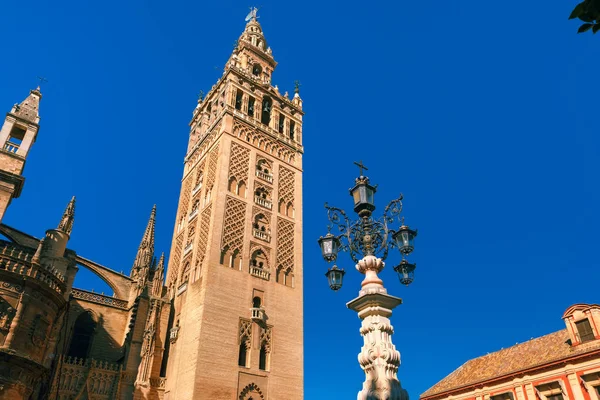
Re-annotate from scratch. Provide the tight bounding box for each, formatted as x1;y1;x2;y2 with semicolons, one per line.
393;225;417;255
394;260;416;286
325;265;345;291
349;177;377;216
318;233;341;262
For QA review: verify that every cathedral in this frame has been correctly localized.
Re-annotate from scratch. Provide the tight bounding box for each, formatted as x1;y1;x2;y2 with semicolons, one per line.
0;10;303;400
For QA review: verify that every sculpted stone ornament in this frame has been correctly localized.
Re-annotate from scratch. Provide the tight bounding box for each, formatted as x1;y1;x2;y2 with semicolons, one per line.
0;300;15;332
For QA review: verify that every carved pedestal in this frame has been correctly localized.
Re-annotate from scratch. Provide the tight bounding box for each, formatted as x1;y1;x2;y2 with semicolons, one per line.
347;256;409;400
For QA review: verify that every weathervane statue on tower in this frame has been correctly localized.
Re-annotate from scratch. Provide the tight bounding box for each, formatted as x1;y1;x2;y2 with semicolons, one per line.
245;7;259;22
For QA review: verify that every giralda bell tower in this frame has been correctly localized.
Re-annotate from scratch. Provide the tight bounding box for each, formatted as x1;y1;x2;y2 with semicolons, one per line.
162;9;304;400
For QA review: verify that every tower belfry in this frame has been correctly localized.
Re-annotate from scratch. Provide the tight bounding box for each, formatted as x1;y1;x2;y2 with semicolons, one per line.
0;87;42;222
163;11;304;400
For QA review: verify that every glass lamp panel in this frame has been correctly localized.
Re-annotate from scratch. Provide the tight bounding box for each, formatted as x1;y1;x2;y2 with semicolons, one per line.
326;268;344;291
352;186;362;206
322;240;332;256
365;186;375;205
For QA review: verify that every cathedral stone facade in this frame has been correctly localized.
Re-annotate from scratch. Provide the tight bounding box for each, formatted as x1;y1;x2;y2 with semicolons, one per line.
0;11;303;400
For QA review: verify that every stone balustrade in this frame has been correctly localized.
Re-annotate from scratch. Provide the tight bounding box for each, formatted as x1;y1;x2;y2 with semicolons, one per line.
250;266;270;281
192;183;202;196
0;240;66;294
255;169;273;183
150;377;167;388
169;326;180;342
188;208;199;221
254;196;272;210
252;228;271;242
71;288;128;309
3;142;19;154
251;307;266;322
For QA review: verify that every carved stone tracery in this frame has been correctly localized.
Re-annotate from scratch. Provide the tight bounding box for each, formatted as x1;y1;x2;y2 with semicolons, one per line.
205;143;220;198
278;166;295;204
239;383;265;400
221;196;247;254
260;326;272;352
239;318;252;343
229;142;250;182
194;205;212;278
276;218;294;273
233;120;296;165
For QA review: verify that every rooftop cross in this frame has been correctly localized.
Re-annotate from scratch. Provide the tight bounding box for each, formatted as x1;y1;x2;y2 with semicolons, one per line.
354;160;368;176
36;76;48;90
294;80;301;94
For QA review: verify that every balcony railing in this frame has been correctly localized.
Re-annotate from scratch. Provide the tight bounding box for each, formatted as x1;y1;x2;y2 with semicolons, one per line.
192;183;202;196
3;142;19;154
251;307;266;322
150;377;167;389
254;196;272;210
188;209;199;221
255;170;273;183
169;326;180;342
176;282;188;296
252;228;271;242
250;266;270;281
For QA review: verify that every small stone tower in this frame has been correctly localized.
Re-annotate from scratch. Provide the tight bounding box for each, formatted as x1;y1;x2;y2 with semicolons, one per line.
162;10;304;400
0;87;42;223
0;197;78;399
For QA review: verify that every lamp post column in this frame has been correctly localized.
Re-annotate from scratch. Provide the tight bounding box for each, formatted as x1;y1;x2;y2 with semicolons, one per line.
346;255;408;400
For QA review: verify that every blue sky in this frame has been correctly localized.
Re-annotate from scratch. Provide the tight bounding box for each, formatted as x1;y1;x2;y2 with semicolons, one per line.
0;0;598;398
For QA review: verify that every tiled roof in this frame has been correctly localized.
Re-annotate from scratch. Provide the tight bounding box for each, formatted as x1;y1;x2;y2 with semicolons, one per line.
421;329;600;399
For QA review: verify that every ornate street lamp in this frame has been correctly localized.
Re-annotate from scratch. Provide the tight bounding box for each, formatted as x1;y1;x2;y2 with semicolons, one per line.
325;265;345;291
317;161;417;400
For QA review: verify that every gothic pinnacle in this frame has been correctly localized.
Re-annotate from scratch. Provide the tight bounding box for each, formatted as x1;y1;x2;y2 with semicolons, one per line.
132;205;156;274
156;252;165;271
57;196;76;236
141;205;156;250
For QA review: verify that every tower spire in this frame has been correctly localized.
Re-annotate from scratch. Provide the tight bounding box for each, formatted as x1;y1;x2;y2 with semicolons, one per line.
11;87;42;125
131;205;156;277
0;87;44;223
57;196;76;235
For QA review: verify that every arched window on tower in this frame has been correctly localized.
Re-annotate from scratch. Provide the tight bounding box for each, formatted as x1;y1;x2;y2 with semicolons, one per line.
229;177;238;193
289;121;296;140
238;339;249;367
259;344;269;370
235;89;243;111
252;63;262;77
238;180;247;198
4;125;26;154
195;171;204;191
181;261;191;284
248;96;256;118
250;249;268;272
67;311;96;359
278;114;285;134
261;97;272;126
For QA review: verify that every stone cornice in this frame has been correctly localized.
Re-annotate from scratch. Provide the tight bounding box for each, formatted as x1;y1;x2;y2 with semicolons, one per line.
0;164;25;198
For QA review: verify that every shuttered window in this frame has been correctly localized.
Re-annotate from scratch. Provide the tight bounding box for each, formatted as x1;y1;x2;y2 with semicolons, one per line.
576;319;595;343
